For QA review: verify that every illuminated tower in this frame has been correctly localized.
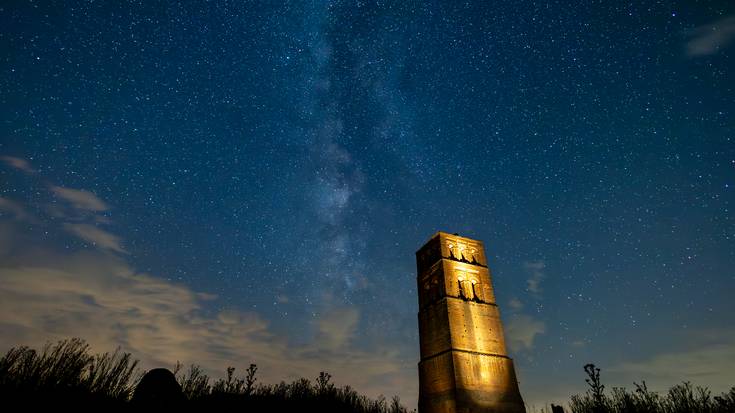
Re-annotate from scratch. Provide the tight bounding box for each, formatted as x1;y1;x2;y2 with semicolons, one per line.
416;232;525;413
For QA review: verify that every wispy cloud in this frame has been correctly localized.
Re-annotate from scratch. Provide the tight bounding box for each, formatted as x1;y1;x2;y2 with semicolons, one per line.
0;156;36;174
63;223;126;254
1;157;109;214
505;314;546;352
524;260;546;295
51;186;109;212
0;245;414;402
508;297;524;311
609;331;735;393
0;197;34;222
505;262;548;353
686;15;735;57
316;307;360;351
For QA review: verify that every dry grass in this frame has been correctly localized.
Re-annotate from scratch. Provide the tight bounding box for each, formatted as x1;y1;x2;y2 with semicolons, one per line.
0;337;411;412
568;363;735;413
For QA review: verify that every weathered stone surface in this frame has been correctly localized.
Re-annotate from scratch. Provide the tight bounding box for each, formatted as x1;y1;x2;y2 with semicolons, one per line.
417;232;525;413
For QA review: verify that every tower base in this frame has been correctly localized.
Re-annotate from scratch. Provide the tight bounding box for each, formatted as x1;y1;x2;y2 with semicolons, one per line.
419;351;525;413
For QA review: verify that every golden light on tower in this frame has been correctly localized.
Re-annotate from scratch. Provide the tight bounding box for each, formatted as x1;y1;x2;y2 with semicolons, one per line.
416;232;525;413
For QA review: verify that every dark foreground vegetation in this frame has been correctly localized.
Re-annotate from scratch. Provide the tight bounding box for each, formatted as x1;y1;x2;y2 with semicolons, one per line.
563;364;735;413
3;338;733;412
0;338;411;412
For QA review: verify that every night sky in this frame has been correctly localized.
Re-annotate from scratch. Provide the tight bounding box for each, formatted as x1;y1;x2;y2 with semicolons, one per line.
1;1;734;409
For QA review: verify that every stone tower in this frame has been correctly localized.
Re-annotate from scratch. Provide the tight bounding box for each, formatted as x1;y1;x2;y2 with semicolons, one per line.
416;232;525;413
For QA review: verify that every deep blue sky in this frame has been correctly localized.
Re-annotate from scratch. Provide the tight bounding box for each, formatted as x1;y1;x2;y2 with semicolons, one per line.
1;1;733;408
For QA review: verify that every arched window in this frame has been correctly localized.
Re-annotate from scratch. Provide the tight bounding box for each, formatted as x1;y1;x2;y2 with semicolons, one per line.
471;281;483;302
465;280;475;300
457;275;476;301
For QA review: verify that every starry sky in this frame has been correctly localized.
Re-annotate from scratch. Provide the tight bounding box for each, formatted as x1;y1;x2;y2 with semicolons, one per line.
1;1;734;409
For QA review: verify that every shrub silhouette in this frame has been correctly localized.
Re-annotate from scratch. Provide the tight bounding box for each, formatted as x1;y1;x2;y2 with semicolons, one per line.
179;365;411;413
0;337;137;407
0;338;413;412
131;368;185;407
569;363;735;413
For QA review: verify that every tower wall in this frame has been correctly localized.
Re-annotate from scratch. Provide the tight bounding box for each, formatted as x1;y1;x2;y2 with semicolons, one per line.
417;232;525;413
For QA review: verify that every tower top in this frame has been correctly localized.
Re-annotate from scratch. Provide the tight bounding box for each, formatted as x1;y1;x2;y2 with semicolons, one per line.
416;231;487;275
419;231;486;248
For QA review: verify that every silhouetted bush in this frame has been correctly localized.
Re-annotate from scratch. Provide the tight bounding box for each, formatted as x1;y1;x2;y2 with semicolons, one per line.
0;338;413;412
569;363;734;413
131;367;185;407
178;364;411;413
0;337;137;408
